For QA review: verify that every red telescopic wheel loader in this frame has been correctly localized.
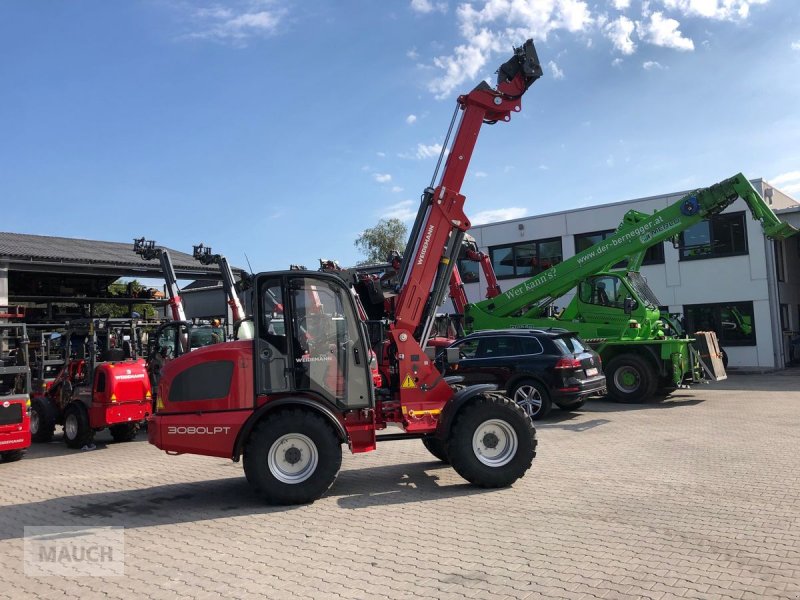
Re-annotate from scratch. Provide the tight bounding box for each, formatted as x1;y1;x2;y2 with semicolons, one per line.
148;40;544;504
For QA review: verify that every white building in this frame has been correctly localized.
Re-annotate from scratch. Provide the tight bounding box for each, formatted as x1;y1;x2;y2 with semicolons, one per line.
457;179;800;370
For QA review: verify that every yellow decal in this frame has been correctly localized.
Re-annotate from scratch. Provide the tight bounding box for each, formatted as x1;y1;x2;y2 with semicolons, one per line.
401;374;416;389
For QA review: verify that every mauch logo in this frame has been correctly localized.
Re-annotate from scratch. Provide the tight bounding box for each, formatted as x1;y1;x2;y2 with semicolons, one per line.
24;526;125;577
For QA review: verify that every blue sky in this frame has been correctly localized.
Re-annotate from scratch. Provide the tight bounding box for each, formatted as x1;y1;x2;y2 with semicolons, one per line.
1;0;799;276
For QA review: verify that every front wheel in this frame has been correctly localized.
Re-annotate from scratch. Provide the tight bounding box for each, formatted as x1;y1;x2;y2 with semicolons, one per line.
606;354;657;403
0;449;24;462
109;422;140;443
63;403;94;449
447;394;537;489
243;409;342;505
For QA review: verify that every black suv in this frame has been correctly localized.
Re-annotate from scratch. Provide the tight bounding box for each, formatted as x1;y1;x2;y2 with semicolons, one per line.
440;328;606;419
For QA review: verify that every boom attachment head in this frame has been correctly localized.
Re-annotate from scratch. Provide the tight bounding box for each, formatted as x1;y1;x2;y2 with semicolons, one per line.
496;39;543;96
133;237;160;260
192;243;216;265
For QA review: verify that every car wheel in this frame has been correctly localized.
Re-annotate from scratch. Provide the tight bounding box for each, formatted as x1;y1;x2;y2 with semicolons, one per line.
606;354;657;403
243;409;342;505
510;379;552;420
30;398;56;443
720;348;729;370
446;393;537;488
421;436;449;463
63;403;94;449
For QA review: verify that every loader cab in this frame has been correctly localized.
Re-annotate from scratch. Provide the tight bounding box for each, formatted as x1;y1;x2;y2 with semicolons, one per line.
254;272;374;410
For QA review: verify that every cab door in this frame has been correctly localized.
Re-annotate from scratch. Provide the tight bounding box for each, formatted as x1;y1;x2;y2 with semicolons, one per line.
254;273;373;410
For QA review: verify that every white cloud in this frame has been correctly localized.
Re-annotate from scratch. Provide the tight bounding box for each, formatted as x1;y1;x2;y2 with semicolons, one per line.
605;16;637;55
426;0;592;98
471;207;527;225
548;60;565;79
638;12;695;51
182;4;285;45
384;200;417;221
474;171;488;178
407;47;420;60
612;57;624;66
538;164;549;170
391;186;404;193
400;142;444;160
661;0;769;21
377;151;386;158
613;0;631;8
374;173;392;183
406;114;417;124
410;0;447;14
770;171;800;194
643;60;664;69
792;41;800;51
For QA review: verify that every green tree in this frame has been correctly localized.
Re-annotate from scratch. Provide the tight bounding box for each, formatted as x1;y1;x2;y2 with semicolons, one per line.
94;279;157;319
354;218;407;264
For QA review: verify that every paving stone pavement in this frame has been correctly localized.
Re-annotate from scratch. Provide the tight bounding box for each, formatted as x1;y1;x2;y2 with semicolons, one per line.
1;373;798;599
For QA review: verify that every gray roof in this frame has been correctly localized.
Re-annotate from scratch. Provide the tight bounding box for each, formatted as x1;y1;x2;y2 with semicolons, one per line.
0;231;237;277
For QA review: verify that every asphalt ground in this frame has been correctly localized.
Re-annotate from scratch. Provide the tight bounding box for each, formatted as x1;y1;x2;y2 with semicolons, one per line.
1;372;798;599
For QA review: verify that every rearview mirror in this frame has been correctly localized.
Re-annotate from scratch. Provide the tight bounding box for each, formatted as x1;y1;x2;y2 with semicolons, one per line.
624;297;636;315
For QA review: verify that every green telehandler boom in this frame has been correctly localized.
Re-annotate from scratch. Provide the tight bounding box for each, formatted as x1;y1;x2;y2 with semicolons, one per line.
464;173;798;402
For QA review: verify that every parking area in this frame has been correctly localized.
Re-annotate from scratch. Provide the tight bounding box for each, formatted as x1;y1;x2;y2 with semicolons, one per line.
1;373;799;600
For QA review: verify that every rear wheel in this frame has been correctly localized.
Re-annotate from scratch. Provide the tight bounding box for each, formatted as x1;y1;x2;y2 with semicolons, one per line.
109;422;140;443
606;354;657;403
0;449;24;462
447;394;537;489
243;409;342;505
421;436;449;463
63;403;94;449
30;398;56;443
510;379;552;420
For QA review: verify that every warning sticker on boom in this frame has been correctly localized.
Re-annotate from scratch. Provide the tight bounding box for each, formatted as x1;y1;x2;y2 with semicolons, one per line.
401;375;416;389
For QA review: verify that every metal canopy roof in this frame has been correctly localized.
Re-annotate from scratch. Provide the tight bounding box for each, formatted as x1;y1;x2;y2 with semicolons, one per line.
0;231;242;279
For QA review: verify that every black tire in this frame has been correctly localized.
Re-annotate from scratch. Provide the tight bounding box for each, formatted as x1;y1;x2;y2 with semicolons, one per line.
721;348;729;370
447;393;537;489
606;354;657;403
243;409;342;505
30;398;56;443
509;379;552;420
1;449;25;462
109;422;140;443
421;436;449;463
63;403;94;449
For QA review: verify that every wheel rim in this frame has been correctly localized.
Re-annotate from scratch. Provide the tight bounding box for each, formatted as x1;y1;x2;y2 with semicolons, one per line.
614;366;641;393
267;433;319;484
30;409;40;435
513;385;542;418
471;419;518;468
65;413;78;440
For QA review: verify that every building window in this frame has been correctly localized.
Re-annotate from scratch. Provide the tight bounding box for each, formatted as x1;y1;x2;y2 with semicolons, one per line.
679;211;748;260
574;229;664;267
683;301;756;346
489;238;563;280
780;304;789;332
